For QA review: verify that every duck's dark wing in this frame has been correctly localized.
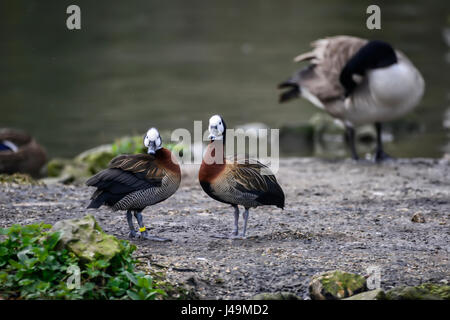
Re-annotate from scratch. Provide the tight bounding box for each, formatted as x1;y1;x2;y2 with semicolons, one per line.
86;154;165;208
226;159;285;208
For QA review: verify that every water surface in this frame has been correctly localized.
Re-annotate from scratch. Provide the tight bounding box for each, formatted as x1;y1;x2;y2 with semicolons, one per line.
1;0;449;158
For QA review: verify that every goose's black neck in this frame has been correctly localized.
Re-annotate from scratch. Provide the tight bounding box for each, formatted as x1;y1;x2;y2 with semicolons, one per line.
340;40;398;97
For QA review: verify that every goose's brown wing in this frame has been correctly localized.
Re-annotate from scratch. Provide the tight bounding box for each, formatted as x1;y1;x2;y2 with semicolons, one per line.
292;36;368;101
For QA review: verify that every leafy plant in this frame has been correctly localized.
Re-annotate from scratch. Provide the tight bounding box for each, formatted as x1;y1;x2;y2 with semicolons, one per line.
111;136;146;156
0;223;167;300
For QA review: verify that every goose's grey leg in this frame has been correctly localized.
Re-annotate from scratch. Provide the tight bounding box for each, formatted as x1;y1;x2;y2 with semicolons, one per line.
134;211;171;242
345;126;359;160
374;122;393;162
127;210;138;238
240;208;250;238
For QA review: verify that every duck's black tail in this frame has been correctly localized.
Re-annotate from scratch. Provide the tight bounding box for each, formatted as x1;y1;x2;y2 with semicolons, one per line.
87;190;106;208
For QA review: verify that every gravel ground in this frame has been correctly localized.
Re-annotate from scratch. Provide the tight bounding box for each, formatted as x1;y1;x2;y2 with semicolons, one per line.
1;158;449;299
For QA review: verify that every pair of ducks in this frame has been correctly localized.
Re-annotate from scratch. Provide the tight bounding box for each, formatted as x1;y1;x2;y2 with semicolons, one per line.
87;114;284;241
87;35;425;240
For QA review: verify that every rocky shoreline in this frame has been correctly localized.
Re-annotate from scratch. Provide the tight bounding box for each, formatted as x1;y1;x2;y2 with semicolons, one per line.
1;157;449;299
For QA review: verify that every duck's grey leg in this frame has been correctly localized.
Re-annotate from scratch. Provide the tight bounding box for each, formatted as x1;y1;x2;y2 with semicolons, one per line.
240;208;250;238
345;126;359;160
134;211;171;242
211;205;240;239
232;205;239;236
127;210;138;238
374;122;393;162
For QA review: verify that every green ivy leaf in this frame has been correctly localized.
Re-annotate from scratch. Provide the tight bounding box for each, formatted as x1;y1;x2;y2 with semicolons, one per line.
126;290;140;300
123;271;139;285
0;246;8;256
45;232;62;250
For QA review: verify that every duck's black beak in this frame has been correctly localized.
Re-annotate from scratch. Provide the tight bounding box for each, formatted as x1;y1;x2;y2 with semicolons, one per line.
147;144;156;154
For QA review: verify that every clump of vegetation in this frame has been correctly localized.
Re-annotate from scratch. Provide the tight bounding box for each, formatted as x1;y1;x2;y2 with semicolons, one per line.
45;135;184;183
111;136;146;155
309;270;367;300
377;283;450;300
0;173;42;185
0;223;167;300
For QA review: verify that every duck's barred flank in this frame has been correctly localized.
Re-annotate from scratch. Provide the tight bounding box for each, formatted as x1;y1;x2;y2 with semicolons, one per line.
206;178;261;208
112;175;179;211
86;148;181;211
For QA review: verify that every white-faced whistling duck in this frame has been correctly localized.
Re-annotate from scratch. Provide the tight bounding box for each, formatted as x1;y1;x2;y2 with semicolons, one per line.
199;115;285;239
86;128;181;241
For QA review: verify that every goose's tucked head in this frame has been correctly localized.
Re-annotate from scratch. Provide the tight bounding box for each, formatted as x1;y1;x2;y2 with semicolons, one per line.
364;40;398;69
208;115;226;141
144;128;162;154
340;40;398;97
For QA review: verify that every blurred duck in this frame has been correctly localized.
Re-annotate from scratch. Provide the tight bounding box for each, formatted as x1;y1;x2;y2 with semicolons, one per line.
0;128;47;177
86;128;181;241
278;36;425;161
199;115;285;239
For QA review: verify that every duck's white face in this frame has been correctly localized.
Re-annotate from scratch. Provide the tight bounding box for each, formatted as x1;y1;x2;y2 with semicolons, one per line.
144;128;162;154
208;115;225;141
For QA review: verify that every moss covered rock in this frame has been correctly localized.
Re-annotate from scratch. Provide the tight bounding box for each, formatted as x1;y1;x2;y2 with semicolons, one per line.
309;113;345;136
377;283;450;300
343;289;383;300
251;292;302;300
75;144;115;175
44;134;185;184
46;158;69;177
309;270;367;300
44;145;114;184
51;215;122;263
279;122;315;155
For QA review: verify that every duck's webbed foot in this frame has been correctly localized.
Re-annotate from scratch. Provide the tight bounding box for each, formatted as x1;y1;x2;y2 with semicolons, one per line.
132;211;171;241
140;231;172;242
128;230;138;238
211;207;249;240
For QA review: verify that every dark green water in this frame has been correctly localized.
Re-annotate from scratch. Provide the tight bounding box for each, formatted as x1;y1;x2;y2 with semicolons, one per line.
1;0;449;158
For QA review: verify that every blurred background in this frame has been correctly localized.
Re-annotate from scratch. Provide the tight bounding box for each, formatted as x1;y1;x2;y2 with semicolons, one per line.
1;0;449;158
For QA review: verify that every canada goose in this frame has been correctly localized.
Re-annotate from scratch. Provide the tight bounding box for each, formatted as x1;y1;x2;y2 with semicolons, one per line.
86;128;181;241
0;128;47;177
278;36;425;161
199;115;285;239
